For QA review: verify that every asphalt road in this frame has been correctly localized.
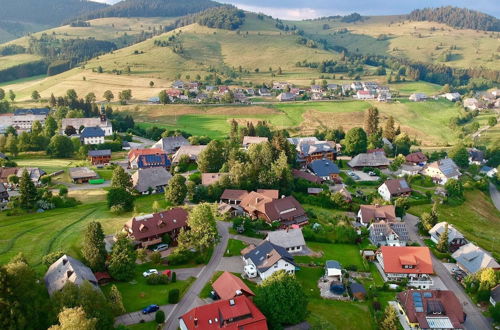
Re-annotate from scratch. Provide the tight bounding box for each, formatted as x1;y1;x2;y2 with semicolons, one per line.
489;182;500;212
404;214;492;330
163;221;230;330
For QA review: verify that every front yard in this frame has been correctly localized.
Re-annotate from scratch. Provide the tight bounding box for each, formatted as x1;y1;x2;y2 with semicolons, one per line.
223;239;247;257
295;242;368;271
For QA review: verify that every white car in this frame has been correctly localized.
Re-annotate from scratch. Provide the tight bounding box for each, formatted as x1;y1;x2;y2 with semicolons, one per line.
142;269;159;277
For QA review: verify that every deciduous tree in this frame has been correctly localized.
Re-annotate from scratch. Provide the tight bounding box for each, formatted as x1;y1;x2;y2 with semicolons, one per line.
197;140;225;173
165;174;187;205
19;169;37;210
111;166;132;191
49;307;97;330
108;234;136;281
103;90;114;102
343;127;367;156
448;144;469;168
177;203;218;252
47;135;74;158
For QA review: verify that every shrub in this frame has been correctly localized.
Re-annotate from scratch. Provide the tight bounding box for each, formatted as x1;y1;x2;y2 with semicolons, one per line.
155;310;165;324
345;265;358;271
146;274;169;285
168;289;180;303
171;272;176;283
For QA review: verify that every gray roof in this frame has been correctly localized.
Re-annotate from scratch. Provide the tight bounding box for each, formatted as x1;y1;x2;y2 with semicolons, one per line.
451;243;500;273
429;158;461;178
80;126;105;138
14;108;50;116
69;167;98;180
0;152;7;159
348;152;390;168
429;222;464;243
44;255;100;295
308;159;340;177
153;136;190;154
172;145;206;163
326;260;341;269
266;228;306;249
88;149;111;157
132;167;172;193
369;221;410;244
492;285;500;303
244;241;295;272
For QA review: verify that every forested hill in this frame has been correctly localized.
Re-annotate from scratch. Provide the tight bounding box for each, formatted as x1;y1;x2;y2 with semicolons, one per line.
408;6;500;31
82;0;220;19
0;0;107;26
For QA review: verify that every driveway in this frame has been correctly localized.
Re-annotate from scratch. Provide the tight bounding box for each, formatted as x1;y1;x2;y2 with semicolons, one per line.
228;233;263;246
404;214;492;330
115;304;175;326
489;182;500;212
217;256;244;273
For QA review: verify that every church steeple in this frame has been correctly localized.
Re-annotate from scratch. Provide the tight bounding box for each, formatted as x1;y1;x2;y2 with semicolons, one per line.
100;104;106;122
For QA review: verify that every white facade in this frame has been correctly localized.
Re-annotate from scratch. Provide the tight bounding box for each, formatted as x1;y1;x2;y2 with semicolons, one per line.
82;136;105;145
376;253;433;289
243;257;295;280
325;267;342;279
378;184;392;201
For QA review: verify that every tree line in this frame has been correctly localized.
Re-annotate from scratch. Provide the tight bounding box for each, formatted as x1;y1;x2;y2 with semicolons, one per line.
167;5;245;31
408;6;500;31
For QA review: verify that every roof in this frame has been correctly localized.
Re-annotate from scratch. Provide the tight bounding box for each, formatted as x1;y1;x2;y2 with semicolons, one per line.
69;167;98;180
397;290;464;329
14;108;50;116
240;191;275;215
132;167;172;193
202;173;224;186
128;148;167;160
242;136;269;146
287;136;319;146
308;159;340;177
429;222;464;243
359;204;396;224
62;117;104;129
266;228;306;249
491;285;500;303
172;145;207;163
44;255;99;295
88;149;111;157
292;169;324;184
451;243;500;273
468;148;485;162
80;126;105;138
153;136;190;153
326;260;341;269
406;152;428;164
256;189;279;200
221;189;249;201
179;295;267;330
381;178;412;195
379;246;433;274
212;272;255;300
369;221;410;243
350;282;366;295
264;196;307;224
425;158;461;178
244;241;295;272
348;152;390;168
125;208;187;241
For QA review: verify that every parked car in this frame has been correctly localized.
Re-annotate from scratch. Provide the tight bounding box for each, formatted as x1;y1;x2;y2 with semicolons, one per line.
368;171;377;176
142;304;160;314
142;269;159;277
153;244;168;252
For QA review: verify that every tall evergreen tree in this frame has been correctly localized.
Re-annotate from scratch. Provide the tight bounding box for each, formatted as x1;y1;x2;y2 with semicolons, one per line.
81;222;107;271
383;116;396;141
18;169;37;210
44;116;58;137
364;106;379;135
108;285;126;316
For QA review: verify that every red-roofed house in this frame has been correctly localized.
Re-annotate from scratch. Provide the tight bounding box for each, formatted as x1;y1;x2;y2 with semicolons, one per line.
212;272;255;300
124;208;188;248
377;246;434;289
128;148;170;169
406;152;428;165
179;295;267;330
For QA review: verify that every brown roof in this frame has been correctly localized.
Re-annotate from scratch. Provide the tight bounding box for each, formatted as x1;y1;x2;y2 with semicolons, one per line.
0;167;18;182
240;191;274;214
212;272;255;300
221;189;249;201
264;196;307;223
359;204;396;224
201;173;224;186
256;189;279;199
292;169;324;184
124;208;188;241
128;148;167;161
406;152;428;164
397;290;464;329
379;246;433;274
382;179;412;195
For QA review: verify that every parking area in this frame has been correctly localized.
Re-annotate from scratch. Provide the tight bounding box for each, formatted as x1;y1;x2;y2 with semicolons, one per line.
343;170;380;181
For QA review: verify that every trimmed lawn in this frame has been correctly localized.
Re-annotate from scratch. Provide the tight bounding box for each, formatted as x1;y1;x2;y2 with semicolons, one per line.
126;322;157;330
103;263;195;313
224;239;247;257
295;242;368;271
199;271;224;299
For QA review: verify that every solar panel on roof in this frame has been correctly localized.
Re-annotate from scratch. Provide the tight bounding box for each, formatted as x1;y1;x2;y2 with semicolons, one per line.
415;307;424;313
415;301;423;308
423;292;433;298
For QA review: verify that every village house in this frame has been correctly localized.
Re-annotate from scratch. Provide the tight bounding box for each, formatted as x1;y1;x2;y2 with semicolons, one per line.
327;83;338;91
468;148;486;165
409;93;427;102
220;189;249;205
443;92;461;102
171;80;184;89
242;240;296;280
124;208;188;248
212;271;255;300
14;108;50;116
171;145;207;165
128;148;170;169
265;228;306;253
80;127;105;145
69;167;98;184
61;117;113;136
307;159;340;182
287;137;337;165
201;173;224;186
351;82;363;90
405;151;428;165
178;295;267;330
258;88;271;96
396;290;465;330
348;151;390;169
356;90;375;100
44;255;100;296
429;222;467;253
242;136;269;150
377;92;392;102
480;166;498;178
369;221;410;247
491;285;500;307
376;246;434;289
9;108;49;131
399;164;422;177
451;243;500;274
358;204;397;226
88;149;111;166
325;260;342;281
378;178;412;201
310;92;323;100
310;85;322;93
132;167;172;194
273;82;289;90
421;158;461;185
152;136;191;154
292;169;324;184
463;97;482;110
276;92;296;102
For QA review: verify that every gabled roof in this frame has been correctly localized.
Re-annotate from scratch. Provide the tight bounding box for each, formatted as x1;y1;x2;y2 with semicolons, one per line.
172;145;206;163
406;152;427;164
348;152;390;168
153;136;190;153
88;149;111;157
369;221;410;243
381;178;412;195
80;126;105;138
256;189;279;200
69;167;97;180
308;159;340;177
379;246;433;274
425;158;461;178
266;228;306;249
14;108;50;116
128;148;167;160
451;243;500;273
264;196;307;223
221;189;249;201
179;295;267;330
359;204;396;224
242;136;268;146
244;241;295;272
132;167;172;193
124;208;188;241
292;169;324;184
212;272;255;300
429;222;464;243
62;117;105;129
44;255;99;295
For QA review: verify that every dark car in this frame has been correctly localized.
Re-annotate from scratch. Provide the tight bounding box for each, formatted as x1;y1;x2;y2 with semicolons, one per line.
142;304;160;314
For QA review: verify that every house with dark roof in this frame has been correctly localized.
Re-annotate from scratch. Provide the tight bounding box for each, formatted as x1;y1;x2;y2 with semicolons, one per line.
350;282;367;300
422;158;461;185
468;148;486;165
369;221;410;247
14;108;50;116
292;169;324;184
152;136;191;154
491;285;500;307
44;255;100;296
397;290;465;330
128;148;170;169
451;243;500;274
287;137;337;165
124;208;188;248
405;152;428;165
88;149;111;165
348;151;390;169
357;204;397;226
212;272;255;300
220;189;249;205
132;167;172;194
307;159;340;182
80;127;105;145
265;228;306;253
179;295;267;330
171;145;206;164
378;178;412;201
276;92;296;102
377;246;434;289
429;222;467;252
243;241;296;280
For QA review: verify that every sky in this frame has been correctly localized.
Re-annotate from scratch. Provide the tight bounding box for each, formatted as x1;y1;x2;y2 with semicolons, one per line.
91;0;499;20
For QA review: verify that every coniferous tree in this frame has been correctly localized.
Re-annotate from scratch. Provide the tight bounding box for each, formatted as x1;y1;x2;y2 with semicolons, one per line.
380;306;398;330
18;169;37;210
108;285;126;316
44;116;58;137
383;116;396;141
364;106;379;136
436;223;449;252
108;234;136;281
81;222;107;271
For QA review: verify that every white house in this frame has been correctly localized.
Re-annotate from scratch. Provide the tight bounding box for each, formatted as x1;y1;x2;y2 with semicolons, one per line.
357;90;375;100
242;241;295;280
480;166;498;178
429;222;467;252
463;98;482;110
378;178;412;201
491;285;500;307
61;117;113;136
265;228;306;254
409;93;427;102
79;127;105;145
443;92;461;102
421;158;461;185
451;243;500;274
325;260;342;281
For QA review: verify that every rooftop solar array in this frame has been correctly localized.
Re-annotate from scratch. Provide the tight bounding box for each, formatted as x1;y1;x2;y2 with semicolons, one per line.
413;292;424;312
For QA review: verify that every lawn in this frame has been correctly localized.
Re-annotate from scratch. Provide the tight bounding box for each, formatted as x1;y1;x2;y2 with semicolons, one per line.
126;322;157;330
409;189;500;259
224;239;247;257
102;263;195;313
389;81;442;95
14;154;80;174
295;242;368;271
